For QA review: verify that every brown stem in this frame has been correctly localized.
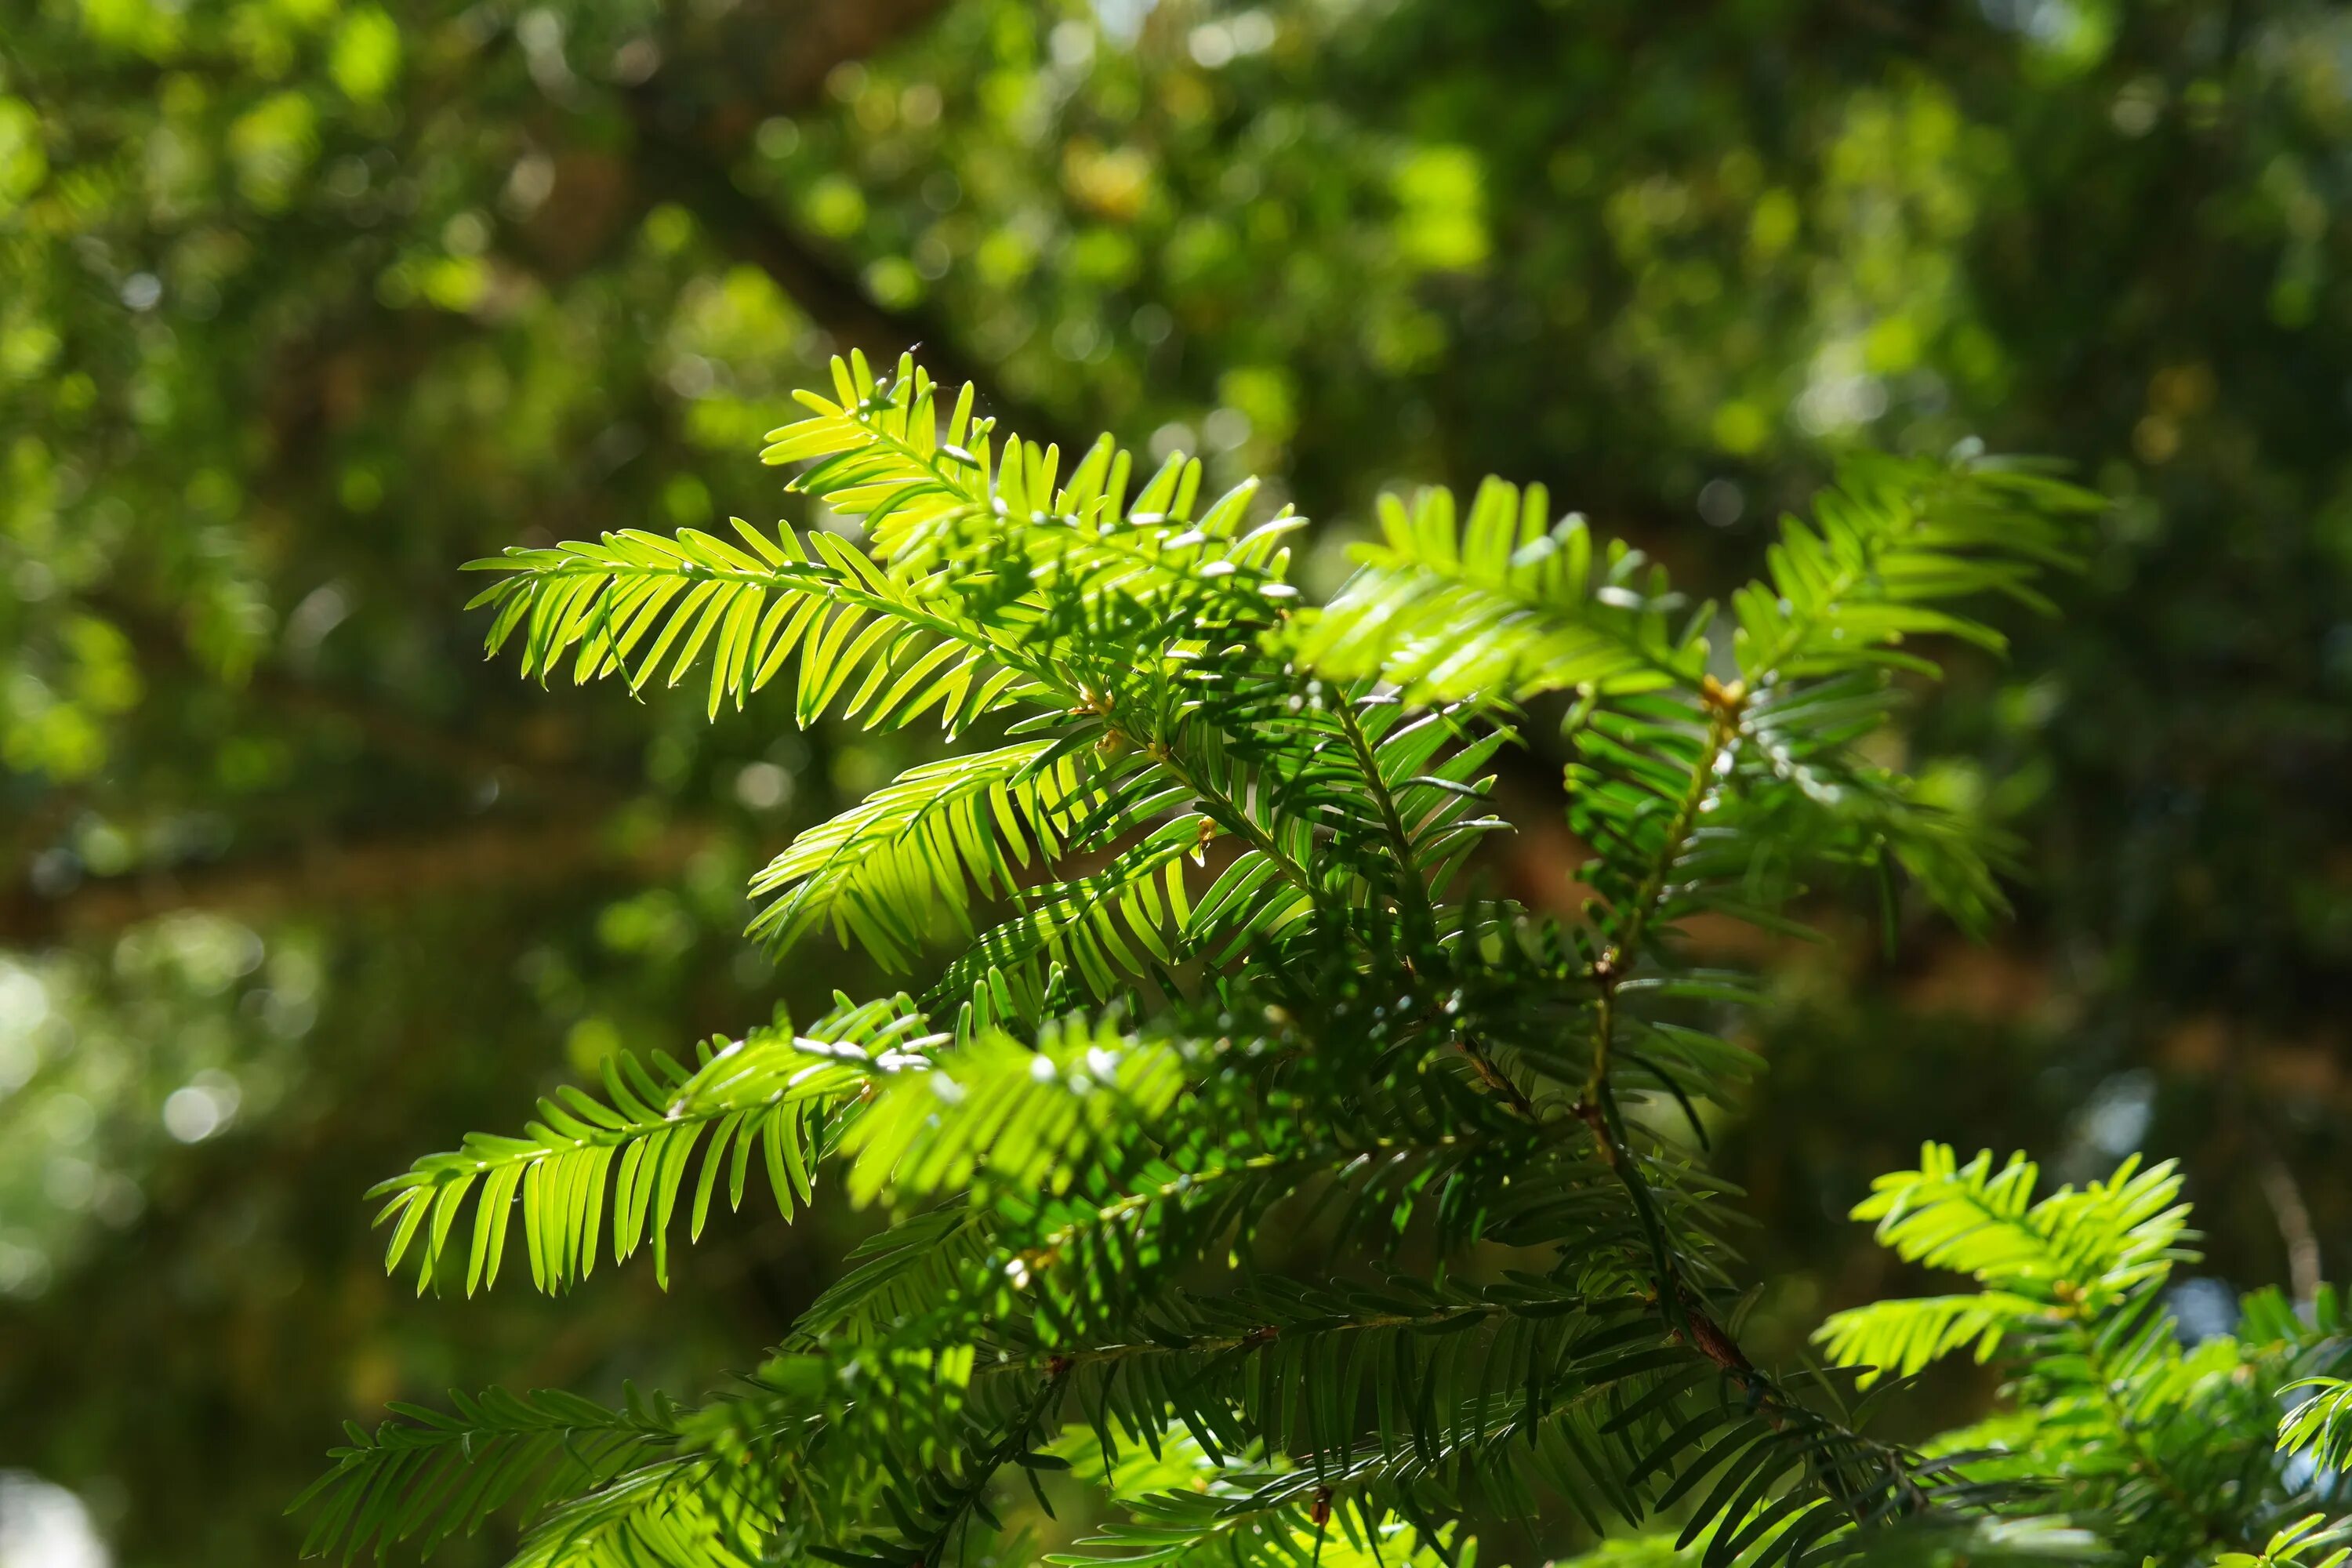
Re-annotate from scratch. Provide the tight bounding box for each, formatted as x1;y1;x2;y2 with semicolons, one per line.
1584;679;1744;1099
2256;1145;2323;1308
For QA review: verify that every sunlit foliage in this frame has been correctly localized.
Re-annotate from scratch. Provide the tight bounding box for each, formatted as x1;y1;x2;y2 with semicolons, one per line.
12;2;2352;1561
292;354;2203;1568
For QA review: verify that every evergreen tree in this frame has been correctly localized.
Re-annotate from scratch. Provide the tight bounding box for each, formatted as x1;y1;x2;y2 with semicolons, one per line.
295;354;2341;1565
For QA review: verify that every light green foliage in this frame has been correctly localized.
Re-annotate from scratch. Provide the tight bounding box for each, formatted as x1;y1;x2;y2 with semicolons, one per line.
2281;1379;2352;1476
1817;1146;2193;1384
1815;1145;2352;1564
2216;1515;2352;1568
291;1389;741;1567
299;354;2142;1568
1294;478;1708;704
368;993;925;1294
744;742;1100;966
1296;456;2083;711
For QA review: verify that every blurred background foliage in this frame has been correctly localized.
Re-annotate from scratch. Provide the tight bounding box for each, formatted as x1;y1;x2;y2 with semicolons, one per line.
3;0;2350;1559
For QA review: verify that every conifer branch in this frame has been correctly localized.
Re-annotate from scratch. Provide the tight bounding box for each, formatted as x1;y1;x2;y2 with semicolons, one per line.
305;355;2116;1568
1330;695;1439;935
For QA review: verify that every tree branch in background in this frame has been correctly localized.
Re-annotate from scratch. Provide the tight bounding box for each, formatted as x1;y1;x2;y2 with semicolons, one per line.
2257;1141;2324;1307
622;0;1080;450
733;0;955;115
622;89;1080;453
0;815;715;947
